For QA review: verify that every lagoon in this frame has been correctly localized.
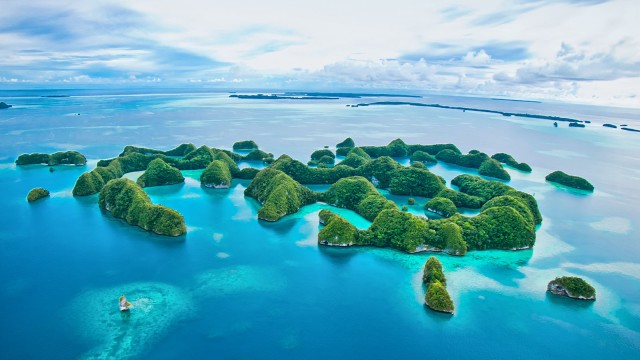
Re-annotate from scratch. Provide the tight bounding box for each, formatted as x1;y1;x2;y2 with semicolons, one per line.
0;89;639;359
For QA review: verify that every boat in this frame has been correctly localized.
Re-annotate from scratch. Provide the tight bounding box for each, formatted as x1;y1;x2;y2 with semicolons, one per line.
119;295;132;311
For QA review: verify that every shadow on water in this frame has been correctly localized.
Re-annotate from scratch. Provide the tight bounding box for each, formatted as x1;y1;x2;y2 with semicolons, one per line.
144;182;185;196
258;217;298;235
100;209;187;248
317;244;360;265
422;305;454;321
545;291;595;310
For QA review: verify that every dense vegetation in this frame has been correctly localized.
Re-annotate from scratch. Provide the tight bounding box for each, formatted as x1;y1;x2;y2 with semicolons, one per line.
422;256;446;286
441;222;467;255
548;276;596;299
478;158;511;181
27;187;50;202
410;150;437;165
233;140;259;150
244;168;317;221
425;280;454;313
424;197;457;218
200;160;232;188
320;176;396;221
336;137;355;148
16;151;86;166
99;178;186;236
318;209;359;246
242;149;273;161
360;209;430;252
435;149;489;169
491;153;532;172
388;167;445;197
545;171;594;191
137;158;185;187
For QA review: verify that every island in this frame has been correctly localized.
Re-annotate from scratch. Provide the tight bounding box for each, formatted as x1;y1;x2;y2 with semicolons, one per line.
547;276;596;300
545;170;594;191
137;158;185;187
0;102;12;109
568;122;586;128
424;197;457;218
410;150;437;165
27;188;50;202
603;123;617;129
336;137;355;148
232;140;259;150
491;153;532;172
99;178;186;236
478;158;510;181
16;151;86;166
423;257;454;314
200;160;232;188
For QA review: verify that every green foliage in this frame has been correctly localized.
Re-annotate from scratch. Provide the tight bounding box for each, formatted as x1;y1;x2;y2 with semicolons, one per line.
408;198;415;205
27;187;50;202
545;171;594;191
318;155;335;165
336;137;355;148
16;151;86;166
451;174;511;201
481;195;534;226
491;153;532;172
388;167;445;197
441;222;467;255
318;210;359;246
402;205;408;211
424;197;457;218
410;150;437;164
236;167;260;180
360;138;409;158
200;160;232;188
164;143;197;156
359;156;402;188
232;140;259;150
356;194;397;221
367;209;428;252
270;155;357;184
435;188;484;209
244;168;317;221
137;158;184;188
549;276;596;299
310;149;335;161
322;176;378;210
408;144;460;156
422;256;446;286
478;158;511;181
243;149;273;161
425;280;454;313
503;190;542;224
338;147;371;168
336;147;351;156
470;206;535;249
99;178;186;236
435;149;490;169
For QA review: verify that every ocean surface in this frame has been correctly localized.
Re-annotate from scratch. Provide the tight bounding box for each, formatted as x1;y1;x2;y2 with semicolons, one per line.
0;89;639;359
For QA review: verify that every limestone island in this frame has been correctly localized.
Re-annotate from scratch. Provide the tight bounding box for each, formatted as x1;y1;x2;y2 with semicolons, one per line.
547;276;595;300
232;140;259;151
137;158;185;187
16;151;86;166
491;153;532;172
0;102;12;109
27;188;50;202
545;171;594;191
423;257;454;314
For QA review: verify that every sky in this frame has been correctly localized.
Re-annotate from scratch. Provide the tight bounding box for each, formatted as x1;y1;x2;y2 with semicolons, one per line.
0;0;638;106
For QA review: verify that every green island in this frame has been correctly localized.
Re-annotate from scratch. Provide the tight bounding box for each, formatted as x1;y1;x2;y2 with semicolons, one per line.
547;276;596;300
491;153;532;172
232;140;259;150
137;158;185;188
16;150;86;166
27;187;50;202
99;178;186;236
545;171;594;191
0;102;12;109
422;257;454;313
62;138;547;247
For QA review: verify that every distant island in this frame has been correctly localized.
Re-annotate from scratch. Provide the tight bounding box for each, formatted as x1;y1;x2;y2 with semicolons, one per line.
16;150;86;166
230;92;422;100
545;171;594;191
0;102;12;109
548;276;595;300
27;188;50;202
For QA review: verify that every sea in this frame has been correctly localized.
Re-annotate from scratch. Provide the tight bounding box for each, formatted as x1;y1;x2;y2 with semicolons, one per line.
0;89;638;359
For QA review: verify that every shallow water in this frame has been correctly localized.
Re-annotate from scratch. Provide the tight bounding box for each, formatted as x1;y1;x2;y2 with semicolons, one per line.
0;90;639;359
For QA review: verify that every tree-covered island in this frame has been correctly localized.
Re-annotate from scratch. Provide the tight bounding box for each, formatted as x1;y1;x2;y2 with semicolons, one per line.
545;171;594;191
16;151;86;166
27;187;50;202
422;257;454;313
547;276;595;300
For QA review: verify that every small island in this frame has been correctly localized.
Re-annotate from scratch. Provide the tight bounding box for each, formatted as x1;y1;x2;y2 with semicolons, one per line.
422;257;454;314
0;102;12;109
545;170;594;191
547;276;595;300
232;140;259;150
137;158;185;187
99;178;186;236
16;151;86;166
27;188;50;202
478;158;511;181
491;153;532;172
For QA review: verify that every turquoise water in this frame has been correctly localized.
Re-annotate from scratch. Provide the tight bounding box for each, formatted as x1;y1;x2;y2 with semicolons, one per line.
0;90;639;359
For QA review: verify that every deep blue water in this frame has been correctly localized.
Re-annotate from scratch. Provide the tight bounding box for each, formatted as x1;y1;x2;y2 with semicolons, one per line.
0;89;639;359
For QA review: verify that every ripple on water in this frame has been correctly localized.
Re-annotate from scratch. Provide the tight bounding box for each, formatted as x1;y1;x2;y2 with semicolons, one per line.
68;282;194;360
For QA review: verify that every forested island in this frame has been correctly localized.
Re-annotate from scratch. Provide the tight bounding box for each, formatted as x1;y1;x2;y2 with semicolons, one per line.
545;171;594;191
16;151;86;166
547;276;595;300
27;187;50;202
423;257;454;313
